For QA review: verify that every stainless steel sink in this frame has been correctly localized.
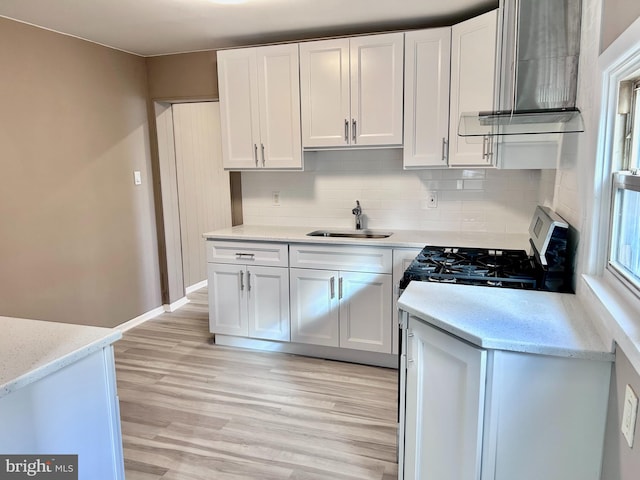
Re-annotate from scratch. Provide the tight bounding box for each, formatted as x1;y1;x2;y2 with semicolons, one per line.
306;229;393;239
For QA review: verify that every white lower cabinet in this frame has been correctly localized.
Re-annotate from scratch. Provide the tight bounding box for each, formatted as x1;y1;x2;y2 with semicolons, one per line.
208;263;290;341
207;241;290;342
290;268;392;352
0;347;125;480
289;268;339;347
402;318;486;480
289;244;393;353
399;314;612;480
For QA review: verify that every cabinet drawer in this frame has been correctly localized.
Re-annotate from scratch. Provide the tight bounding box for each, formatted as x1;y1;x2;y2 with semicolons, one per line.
290;244;392;273
207;241;288;267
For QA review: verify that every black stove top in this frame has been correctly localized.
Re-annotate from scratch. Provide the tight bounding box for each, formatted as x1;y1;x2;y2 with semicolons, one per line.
399;246;538;290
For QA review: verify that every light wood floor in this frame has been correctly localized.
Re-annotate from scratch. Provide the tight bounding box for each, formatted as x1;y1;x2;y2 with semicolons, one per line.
114;288;399;480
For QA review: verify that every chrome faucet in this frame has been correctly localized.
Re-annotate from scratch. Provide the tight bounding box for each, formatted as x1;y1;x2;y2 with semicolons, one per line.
352;200;362;230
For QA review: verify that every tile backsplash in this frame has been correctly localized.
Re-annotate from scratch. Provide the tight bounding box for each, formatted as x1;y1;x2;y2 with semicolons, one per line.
241;149;556;234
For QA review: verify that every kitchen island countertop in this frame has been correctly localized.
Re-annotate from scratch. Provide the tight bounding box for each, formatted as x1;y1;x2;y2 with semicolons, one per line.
203;224;530;251
0;316;122;397
398;281;614;361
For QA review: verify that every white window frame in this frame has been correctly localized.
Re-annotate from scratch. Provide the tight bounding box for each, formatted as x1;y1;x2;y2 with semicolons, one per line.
586;17;640;313
608;81;640;292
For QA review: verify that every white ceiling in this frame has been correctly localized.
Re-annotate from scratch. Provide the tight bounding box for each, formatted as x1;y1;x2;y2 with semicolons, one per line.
0;0;497;57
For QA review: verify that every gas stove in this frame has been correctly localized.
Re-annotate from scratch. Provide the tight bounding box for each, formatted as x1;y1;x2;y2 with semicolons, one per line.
399;246;538;290
399;206;574;293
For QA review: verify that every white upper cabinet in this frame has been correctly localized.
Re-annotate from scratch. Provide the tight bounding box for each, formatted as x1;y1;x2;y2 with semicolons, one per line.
300;33;404;148
448;10;498;167
403;28;452;168
217;44;302;170
299;39;350;148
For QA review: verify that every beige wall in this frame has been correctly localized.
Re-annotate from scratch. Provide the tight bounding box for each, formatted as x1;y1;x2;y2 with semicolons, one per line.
0;17;162;327
146;51;218;101
601;0;640;52
602;347;640;479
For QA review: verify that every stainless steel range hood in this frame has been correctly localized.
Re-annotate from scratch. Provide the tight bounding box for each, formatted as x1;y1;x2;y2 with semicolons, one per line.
459;0;585;137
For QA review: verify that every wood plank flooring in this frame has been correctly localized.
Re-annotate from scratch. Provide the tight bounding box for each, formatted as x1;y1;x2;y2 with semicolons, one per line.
114;288;399;480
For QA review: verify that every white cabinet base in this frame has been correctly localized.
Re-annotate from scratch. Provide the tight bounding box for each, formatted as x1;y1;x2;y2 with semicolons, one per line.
0;347;124;480
213;334;397;369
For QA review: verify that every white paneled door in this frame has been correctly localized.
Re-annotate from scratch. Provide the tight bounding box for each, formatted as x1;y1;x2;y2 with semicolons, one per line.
172;102;232;288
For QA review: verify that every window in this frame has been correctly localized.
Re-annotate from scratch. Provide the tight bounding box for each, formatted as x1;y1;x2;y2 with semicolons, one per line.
609;79;640;291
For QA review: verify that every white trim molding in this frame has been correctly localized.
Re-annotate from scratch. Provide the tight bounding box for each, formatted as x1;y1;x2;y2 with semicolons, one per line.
163;296;190;313
115;306;165;333
185;279;207;294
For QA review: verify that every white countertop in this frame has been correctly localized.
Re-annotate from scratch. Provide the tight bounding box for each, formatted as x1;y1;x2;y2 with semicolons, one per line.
398;282;614;361
0;316;122;398
203;225;530;251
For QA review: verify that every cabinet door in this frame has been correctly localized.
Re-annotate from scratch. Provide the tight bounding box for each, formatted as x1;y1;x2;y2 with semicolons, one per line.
217;48;261;169
256;44;303;169
404;28;451;168
403;318;486;480
247;266;290;342
449;10;498;167
350;33;404;146
207;263;248;336
338;272;392;353
299;39;351;147
290;268;339;347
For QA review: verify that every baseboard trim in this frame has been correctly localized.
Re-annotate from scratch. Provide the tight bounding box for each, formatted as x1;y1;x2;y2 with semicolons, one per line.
116;306;165;333
214;334;398;369
186;279;207;294
163;296;190;312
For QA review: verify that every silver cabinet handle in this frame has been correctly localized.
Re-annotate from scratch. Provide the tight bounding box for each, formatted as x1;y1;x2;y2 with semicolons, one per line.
352;119;357;143
330;276;335;299
482;135;489;160
261;143;265;167
442;137;448;162
239;270;244;291
254;144;258;167
235;253;255;260
247;270;251;292
338;277;343;299
344;119;349;142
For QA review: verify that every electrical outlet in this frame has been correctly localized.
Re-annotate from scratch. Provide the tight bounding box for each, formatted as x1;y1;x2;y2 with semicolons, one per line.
427;192;438;208
622;384;638;448
272;191;280;206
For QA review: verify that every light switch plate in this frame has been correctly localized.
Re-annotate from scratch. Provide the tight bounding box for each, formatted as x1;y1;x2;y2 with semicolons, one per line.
622;384;638;448
133;170;142;186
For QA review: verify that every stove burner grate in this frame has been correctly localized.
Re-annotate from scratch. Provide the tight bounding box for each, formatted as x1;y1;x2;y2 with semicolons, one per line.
400;245;538;290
